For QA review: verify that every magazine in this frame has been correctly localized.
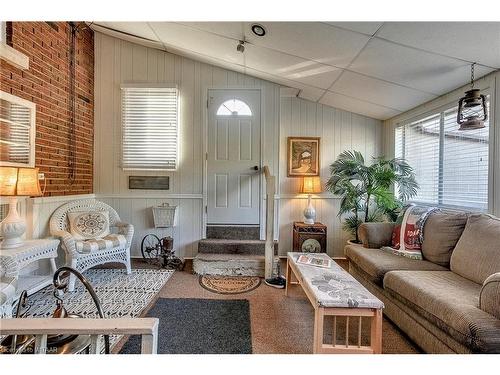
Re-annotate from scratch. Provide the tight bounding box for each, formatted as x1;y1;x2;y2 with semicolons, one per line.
296;254;332;268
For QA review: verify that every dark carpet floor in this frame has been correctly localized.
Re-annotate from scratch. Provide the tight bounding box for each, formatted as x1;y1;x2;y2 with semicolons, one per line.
120;298;252;354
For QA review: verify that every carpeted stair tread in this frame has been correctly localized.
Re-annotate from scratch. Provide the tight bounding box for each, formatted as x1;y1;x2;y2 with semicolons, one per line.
198;239;278;255
195;253;267;260
206;225;260;240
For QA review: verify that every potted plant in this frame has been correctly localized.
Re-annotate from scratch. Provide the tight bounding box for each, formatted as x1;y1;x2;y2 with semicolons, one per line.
326;150;418;244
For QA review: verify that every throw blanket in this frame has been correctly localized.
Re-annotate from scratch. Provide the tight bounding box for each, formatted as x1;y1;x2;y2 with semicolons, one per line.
382;204;437;260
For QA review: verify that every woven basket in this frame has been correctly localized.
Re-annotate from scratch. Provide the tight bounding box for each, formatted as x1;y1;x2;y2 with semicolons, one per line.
152;203;178;228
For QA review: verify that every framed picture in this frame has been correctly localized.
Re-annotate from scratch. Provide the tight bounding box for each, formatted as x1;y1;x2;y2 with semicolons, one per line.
287;137;320;177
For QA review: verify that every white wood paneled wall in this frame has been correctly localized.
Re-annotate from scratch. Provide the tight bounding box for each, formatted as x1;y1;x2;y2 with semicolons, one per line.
94;32;280;258
279;97;383;257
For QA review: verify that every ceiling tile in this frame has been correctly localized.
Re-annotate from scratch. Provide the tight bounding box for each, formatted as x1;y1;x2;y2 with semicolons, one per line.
149;22;244;66
350;38;495;95
177;22;244;40
320;91;401;120
245;68;325;101
324;22;383;36
377;22;500;68
245;44;342;89
95;22;160;42
331;71;437;112
245;22;370;68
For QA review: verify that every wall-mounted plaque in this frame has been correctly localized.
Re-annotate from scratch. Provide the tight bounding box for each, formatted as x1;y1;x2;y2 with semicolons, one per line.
128;176;169;190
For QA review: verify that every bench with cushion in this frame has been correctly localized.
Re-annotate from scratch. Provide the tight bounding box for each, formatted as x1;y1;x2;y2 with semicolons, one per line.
285;252;384;354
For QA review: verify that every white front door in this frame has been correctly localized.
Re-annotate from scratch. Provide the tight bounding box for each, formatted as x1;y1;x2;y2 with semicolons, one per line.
207;89;261;224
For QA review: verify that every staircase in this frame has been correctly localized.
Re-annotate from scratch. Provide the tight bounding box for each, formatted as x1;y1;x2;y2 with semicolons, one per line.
194;166;277;278
193;226;278;277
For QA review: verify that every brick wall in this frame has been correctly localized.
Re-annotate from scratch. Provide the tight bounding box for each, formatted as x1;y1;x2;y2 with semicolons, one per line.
1;22;94;196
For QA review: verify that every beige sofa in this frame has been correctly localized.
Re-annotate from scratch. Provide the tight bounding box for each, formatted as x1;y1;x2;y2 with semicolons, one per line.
345;212;500;353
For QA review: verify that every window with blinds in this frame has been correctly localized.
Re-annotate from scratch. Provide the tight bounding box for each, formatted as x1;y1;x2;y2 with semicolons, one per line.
0;91;36;168
395;98;489;211
121;86;179;170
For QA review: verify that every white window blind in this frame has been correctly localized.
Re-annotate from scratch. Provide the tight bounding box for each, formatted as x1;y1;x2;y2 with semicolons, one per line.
395;98;489;211
0;91;36;168
121;86;178;170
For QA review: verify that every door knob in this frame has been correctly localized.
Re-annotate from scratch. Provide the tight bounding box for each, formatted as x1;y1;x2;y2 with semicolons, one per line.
252;166;259;171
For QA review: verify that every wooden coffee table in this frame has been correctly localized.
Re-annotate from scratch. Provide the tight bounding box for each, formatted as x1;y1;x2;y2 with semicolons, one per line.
285;252;384;354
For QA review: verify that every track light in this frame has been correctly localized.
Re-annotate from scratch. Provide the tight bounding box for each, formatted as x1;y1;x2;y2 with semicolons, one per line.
236;40;245;53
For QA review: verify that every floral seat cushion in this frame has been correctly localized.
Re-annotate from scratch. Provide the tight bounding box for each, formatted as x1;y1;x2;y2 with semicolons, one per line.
75;234;127;254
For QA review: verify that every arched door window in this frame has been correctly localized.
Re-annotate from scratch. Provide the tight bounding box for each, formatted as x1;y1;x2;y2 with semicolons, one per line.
216;99;252;116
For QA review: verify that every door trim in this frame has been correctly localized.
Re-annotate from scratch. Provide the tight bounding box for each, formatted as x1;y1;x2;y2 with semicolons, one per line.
202;87;263;238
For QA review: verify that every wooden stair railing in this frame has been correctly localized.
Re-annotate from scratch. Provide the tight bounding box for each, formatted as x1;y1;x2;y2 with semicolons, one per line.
263;166;276;279
0;317;159;354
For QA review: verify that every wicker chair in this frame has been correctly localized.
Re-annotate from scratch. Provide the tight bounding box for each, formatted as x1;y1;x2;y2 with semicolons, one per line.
49;199;133;291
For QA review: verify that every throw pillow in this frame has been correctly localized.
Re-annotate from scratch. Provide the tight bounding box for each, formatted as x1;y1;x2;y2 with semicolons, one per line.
382;204;437;260
68;211;110;240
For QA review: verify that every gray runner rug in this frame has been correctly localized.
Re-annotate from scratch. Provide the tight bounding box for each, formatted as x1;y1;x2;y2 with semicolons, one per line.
120;298;252;354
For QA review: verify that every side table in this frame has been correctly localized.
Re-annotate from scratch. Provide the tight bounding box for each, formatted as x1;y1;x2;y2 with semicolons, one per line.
0;238;60;300
293;221;327;253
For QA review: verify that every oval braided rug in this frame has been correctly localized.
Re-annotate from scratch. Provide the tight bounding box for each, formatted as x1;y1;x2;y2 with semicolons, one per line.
199;275;261;294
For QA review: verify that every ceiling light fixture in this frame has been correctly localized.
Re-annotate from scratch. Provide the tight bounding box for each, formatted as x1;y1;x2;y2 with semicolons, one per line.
251;24;266;37
457;63;487;130
236;40;245;53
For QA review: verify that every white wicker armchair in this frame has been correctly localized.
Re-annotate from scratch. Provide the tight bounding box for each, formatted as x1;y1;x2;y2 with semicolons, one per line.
49;199;133;291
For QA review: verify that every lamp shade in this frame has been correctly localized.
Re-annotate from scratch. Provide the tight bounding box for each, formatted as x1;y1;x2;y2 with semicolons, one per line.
0;167;19;195
301;176;322;194
0;167;42;196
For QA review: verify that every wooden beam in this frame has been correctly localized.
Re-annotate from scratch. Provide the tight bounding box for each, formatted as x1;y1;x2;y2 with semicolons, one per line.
0;318;159;336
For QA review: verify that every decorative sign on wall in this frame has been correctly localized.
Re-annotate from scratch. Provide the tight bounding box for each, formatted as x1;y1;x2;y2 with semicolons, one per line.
287;137;320;177
128;176;170;190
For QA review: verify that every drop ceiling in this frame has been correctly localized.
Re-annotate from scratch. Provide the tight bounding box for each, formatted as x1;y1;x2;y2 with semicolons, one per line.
91;22;500;120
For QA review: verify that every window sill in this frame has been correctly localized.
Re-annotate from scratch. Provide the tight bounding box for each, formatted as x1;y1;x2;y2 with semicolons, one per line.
0;43;29;70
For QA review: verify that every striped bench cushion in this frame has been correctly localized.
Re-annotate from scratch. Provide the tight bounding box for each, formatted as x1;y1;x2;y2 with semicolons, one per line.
75;234;127;254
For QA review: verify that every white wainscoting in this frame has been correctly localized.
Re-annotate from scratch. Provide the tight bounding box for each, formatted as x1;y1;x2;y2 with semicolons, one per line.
279;97;383;257
96;195;203;258
26;194;96;240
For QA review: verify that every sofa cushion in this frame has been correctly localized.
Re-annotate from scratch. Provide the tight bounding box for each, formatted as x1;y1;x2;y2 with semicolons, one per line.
384;270;500;353
75;234;127;254
345;244;447;285
450;214;500;284
421;211;467;267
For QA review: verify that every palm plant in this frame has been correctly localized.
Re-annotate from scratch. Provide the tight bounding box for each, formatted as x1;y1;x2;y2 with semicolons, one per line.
326;150;418;243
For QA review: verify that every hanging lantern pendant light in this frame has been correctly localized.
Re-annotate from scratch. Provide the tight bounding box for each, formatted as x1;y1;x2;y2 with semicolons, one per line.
457;63;487;130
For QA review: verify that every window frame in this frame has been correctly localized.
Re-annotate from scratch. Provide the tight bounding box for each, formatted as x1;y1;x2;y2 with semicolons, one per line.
120;83;180;171
0;90;36;168
394;87;493;212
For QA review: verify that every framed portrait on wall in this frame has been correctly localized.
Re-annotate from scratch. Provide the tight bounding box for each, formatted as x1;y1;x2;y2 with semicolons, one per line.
287;137;320;177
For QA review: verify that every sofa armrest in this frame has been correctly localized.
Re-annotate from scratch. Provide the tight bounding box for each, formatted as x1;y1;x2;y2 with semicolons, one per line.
479;272;500;319
358;222;395;249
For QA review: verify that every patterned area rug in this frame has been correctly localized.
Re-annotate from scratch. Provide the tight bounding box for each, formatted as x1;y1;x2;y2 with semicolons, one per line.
21;268;174;350
199;275;261;294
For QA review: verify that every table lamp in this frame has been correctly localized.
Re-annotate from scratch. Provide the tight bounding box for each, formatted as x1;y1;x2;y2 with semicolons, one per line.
0;167;42;249
301;176;321;224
